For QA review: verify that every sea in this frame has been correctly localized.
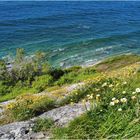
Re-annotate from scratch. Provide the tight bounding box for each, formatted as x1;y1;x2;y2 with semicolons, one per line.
0;1;140;67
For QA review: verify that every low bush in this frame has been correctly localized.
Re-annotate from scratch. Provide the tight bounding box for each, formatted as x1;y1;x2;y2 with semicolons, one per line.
55;67;97;86
3;94;55;122
48;68;65;80
32;75;53;93
0;82;12;96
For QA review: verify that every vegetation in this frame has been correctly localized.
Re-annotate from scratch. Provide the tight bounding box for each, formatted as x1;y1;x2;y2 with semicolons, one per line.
0;48;52;101
52;70;140;139
1;94;55;124
0;48;140;139
95;54;140;72
32;118;54;132
0;48;98;102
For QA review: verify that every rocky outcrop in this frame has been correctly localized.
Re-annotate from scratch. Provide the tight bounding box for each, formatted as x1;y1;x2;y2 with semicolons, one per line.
0;83;84;115
33;101;90;126
0;102;91;139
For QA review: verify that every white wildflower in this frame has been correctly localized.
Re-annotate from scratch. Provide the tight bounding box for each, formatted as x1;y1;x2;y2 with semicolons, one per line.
123;81;127;85
110;102;115;106
132;92;136;95
136;88;140;93
102;82;107;87
120;98;127;103
112;97;116;101
118;108;122;112
109;84;113;88
122;91;126;94
96;94;100;97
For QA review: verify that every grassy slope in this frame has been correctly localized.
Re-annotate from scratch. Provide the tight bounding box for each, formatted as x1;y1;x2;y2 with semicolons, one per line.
51;54;140;139
1;54;139;103
95;54;140;72
1;54;140;139
0;54;140;104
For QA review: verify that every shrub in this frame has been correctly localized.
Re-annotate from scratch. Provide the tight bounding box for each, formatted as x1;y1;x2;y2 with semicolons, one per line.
55;72;76;86
49;68;65;80
4;94;55;121
32;75;53;93
0;82;11;96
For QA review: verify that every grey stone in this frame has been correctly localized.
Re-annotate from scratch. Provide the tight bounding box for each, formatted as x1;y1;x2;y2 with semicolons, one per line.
33;101;91;126
0;101;92;139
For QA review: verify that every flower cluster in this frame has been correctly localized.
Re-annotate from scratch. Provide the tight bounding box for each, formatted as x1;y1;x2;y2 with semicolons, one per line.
5;94;53;111
110;97;120;106
109;87;140;112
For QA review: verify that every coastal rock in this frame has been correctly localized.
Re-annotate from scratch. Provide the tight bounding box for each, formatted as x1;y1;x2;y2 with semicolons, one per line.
0;121;34;140
0;102;91;139
0;82;84;115
34;102;91;126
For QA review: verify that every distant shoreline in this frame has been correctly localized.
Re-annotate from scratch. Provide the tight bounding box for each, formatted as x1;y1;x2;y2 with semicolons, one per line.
3;52;135;70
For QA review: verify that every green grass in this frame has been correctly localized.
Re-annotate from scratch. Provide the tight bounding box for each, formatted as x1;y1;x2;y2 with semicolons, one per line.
0;54;140;139
1;95;55;124
95;54;140;71
52;107;140;139
55;66;98;86
0;54;140;103
0;62;97;102
52;72;140;139
32;118;54;132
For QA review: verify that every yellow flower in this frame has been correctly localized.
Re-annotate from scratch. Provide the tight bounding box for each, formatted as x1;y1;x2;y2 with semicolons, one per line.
70;102;74;105
82;99;86;103
96;94;100;102
6;104;14;110
109;84;113;88
114;99;119;104
123;81;127;85
88;95;93;100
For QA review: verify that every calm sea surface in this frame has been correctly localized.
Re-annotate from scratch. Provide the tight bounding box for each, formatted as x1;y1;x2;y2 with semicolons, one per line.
0;1;140;67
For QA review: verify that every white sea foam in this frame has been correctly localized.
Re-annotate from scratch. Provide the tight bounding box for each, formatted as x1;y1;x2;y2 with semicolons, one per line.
82;25;90;29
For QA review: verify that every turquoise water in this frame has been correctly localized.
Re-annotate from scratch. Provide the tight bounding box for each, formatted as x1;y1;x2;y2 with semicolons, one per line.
0;1;140;67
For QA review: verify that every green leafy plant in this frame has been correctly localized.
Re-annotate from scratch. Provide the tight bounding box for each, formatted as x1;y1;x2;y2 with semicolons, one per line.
32;75;53;93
